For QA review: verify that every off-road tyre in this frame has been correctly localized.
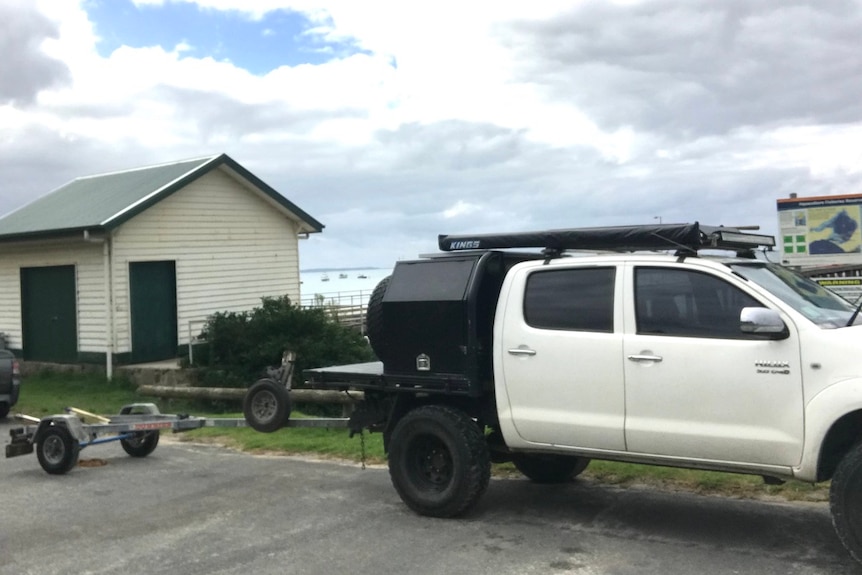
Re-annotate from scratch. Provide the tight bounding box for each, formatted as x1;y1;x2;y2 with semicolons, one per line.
388;405;491;517
365;275;390;361
36;425;81;475
120;431;160;457
511;453;590;484
243;378;291;433
831;441;862;563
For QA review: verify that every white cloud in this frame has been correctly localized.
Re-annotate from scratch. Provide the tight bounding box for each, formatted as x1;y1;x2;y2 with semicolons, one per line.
2;0;862;270
443;201;480;219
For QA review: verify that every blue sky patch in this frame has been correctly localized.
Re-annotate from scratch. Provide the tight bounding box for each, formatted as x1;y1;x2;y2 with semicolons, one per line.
86;0;365;73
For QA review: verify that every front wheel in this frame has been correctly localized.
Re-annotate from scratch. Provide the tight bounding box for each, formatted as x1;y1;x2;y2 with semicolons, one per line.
388;405;490;517
511;453;590;484
243;378;291;433
831;442;862;563
121;431;160;457
0;402;9;419
36;425;81;475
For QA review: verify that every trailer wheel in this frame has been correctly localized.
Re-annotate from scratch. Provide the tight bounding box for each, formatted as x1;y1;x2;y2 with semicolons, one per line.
511;454;590;484
388;405;490;517
365;275;390;361
831;441;862;563
36;425;81;475
121;431;160;457
244;378;291;433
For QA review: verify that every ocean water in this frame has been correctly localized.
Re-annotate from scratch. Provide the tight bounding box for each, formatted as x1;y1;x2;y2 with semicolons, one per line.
299;267;392;305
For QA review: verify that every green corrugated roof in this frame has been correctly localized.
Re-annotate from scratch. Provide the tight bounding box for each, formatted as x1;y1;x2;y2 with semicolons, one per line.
0;154;323;241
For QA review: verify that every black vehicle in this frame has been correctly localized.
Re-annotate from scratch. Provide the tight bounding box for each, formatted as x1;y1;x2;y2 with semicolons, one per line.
0;349;21;419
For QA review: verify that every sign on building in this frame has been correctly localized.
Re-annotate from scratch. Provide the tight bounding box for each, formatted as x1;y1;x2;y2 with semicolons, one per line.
777;194;862;266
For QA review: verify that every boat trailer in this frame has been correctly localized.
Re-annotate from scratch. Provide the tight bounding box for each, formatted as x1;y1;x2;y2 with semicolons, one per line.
5;403;348;475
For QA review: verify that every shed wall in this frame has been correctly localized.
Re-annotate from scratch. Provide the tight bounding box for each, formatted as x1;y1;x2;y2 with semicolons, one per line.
110;168;302;354
0;240;105;352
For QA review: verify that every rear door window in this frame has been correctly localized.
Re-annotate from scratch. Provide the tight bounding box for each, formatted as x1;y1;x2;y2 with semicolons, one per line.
524;267;615;332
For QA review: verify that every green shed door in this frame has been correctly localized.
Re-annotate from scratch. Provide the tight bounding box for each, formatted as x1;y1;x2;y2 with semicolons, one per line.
20;265;78;362
129;261;178;363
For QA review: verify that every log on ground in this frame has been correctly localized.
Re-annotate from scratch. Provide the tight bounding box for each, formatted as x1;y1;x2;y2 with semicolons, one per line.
137;385;363;404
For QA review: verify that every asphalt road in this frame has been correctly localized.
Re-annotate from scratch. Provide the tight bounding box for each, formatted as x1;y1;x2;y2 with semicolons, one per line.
1;419;858;575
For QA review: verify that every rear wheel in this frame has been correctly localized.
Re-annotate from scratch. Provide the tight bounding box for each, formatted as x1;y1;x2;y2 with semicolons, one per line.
121;431;160;457
36;425;80;475
831;442;862;563
388;405;490;517
243;378;291;433
511;453;590;484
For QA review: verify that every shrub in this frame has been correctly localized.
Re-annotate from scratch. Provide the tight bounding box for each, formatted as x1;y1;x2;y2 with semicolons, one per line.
197;296;375;387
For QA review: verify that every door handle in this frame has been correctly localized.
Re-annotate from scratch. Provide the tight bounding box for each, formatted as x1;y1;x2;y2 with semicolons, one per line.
508;347;537;357
627;354;663;362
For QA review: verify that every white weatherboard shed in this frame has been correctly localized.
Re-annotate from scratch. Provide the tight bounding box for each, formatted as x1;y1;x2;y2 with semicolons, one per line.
0;154;323;376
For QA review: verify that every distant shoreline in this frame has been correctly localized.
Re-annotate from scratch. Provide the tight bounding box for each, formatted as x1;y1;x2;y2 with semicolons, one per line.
301;267;385;273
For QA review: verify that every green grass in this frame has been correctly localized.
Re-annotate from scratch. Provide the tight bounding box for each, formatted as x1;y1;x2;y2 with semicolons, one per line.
12;371;828;501
15;371;143;416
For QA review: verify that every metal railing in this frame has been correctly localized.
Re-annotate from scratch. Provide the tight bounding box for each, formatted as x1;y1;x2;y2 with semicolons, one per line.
300;289;374;333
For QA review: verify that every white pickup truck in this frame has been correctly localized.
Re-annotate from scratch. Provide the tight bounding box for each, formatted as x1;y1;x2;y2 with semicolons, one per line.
246;223;862;565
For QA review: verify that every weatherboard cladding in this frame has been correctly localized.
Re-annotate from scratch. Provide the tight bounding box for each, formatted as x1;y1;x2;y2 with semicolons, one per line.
0;153;323;240
109;168;302;353
0;242;105;352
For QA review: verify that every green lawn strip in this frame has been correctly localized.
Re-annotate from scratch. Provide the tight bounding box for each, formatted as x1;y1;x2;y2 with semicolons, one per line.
14;372;828;501
181;423;387;464
15;371;142;417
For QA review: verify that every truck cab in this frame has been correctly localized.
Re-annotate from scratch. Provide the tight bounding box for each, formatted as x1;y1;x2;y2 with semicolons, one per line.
494;253;860;483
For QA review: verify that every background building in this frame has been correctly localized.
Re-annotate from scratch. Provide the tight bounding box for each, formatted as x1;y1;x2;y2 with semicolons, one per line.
0;154;323;375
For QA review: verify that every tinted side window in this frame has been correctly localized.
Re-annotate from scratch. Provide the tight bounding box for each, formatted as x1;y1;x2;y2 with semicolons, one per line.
635;267;762;339
524;268;615;332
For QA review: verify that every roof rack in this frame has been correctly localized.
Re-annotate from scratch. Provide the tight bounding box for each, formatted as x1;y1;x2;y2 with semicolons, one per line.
438;223;775;257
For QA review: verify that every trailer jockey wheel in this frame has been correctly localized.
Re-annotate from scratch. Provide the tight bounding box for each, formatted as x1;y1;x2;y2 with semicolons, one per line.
243;378;291;433
36;425;81;475
121;431;160;457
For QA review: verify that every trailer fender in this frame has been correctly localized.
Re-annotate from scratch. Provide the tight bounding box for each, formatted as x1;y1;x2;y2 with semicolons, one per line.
35;414;89;444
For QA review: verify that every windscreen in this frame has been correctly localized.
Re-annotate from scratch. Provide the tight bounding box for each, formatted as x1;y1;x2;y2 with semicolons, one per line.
731;262;860;328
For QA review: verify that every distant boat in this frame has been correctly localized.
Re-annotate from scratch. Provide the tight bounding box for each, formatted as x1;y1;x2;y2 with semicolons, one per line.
358;274;368;279
321;273;330;282
339;273;348;279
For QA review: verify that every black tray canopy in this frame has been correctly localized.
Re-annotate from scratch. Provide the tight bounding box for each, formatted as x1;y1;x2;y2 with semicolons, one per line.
438;223;774;254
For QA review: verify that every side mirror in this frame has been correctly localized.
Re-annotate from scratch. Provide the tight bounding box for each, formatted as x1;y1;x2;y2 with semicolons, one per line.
740;307;788;339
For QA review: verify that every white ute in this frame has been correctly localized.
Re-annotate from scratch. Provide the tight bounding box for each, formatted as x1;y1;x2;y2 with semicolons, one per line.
293;223;862;565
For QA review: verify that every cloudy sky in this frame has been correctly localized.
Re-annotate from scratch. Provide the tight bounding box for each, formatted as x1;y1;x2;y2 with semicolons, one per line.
3;0;862;268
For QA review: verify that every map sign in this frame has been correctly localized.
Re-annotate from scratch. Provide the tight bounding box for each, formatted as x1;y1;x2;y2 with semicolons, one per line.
777;194;862;266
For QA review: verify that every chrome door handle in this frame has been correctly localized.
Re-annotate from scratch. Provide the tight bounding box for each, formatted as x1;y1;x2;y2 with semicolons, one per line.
508;348;537;356
627;354;663;362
